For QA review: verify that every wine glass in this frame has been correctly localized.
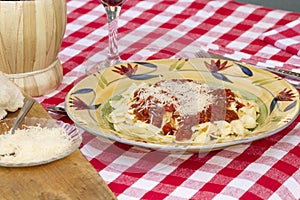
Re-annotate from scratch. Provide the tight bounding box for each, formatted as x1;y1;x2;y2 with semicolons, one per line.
86;0;126;74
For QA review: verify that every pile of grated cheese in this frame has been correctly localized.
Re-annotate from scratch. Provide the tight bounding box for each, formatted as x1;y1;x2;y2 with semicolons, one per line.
133;79;214;116
0;126;72;164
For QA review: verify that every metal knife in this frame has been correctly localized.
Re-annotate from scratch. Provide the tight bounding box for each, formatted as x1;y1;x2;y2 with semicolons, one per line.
265;67;300;81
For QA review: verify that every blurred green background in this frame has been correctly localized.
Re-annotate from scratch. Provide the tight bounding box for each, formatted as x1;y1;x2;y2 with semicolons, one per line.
236;0;300;13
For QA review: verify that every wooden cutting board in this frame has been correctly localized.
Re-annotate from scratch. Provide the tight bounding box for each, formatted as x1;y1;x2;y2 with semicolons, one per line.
0;98;116;200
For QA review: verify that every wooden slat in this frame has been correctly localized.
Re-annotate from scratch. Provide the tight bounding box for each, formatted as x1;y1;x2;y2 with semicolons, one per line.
0;98;116;200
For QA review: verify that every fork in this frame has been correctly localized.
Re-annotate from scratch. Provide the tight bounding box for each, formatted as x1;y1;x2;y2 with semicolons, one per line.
10;98;35;134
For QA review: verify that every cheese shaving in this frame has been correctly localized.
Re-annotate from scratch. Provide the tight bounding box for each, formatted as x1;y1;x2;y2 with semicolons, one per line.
132;79;214;116
0;126;72;164
107;79;260;144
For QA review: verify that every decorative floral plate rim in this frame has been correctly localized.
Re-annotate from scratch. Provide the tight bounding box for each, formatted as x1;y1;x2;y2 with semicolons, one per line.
65;58;299;152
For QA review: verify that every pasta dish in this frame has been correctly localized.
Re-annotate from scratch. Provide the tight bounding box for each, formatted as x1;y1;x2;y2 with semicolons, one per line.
106;79;259;144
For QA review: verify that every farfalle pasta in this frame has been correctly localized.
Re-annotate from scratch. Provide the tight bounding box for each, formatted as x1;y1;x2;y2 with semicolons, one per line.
106;79;259;144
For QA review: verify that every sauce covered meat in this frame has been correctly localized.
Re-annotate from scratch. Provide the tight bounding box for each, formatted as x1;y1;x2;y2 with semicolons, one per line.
129;79;246;141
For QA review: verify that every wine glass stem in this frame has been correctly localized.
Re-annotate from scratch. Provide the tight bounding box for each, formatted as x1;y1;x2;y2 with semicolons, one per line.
104;5;122;65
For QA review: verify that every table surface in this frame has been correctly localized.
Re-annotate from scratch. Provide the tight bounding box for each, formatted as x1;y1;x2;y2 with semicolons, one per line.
36;0;300;199
0;99;116;200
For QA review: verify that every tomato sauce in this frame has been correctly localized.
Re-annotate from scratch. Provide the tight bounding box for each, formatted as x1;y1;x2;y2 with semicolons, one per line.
130;80;245;141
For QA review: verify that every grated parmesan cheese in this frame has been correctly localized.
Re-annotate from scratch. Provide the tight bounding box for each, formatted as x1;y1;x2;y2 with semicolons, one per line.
108;79;260;143
132;79;214;116
0;126;72;164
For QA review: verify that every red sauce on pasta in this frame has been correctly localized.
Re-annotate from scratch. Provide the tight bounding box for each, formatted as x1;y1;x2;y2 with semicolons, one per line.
130;79;245;141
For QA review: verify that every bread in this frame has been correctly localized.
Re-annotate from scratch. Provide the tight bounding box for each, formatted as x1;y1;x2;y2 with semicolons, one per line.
0;72;25;120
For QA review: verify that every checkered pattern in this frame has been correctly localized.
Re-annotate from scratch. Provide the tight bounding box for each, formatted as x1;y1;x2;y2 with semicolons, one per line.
37;0;300;199
259;18;300;57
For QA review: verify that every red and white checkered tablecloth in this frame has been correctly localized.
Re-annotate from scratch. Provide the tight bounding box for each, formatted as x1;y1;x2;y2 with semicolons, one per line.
36;0;300;199
259;19;300;57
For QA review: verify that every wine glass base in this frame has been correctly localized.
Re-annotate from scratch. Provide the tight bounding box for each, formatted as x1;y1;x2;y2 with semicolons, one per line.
85;58;123;75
